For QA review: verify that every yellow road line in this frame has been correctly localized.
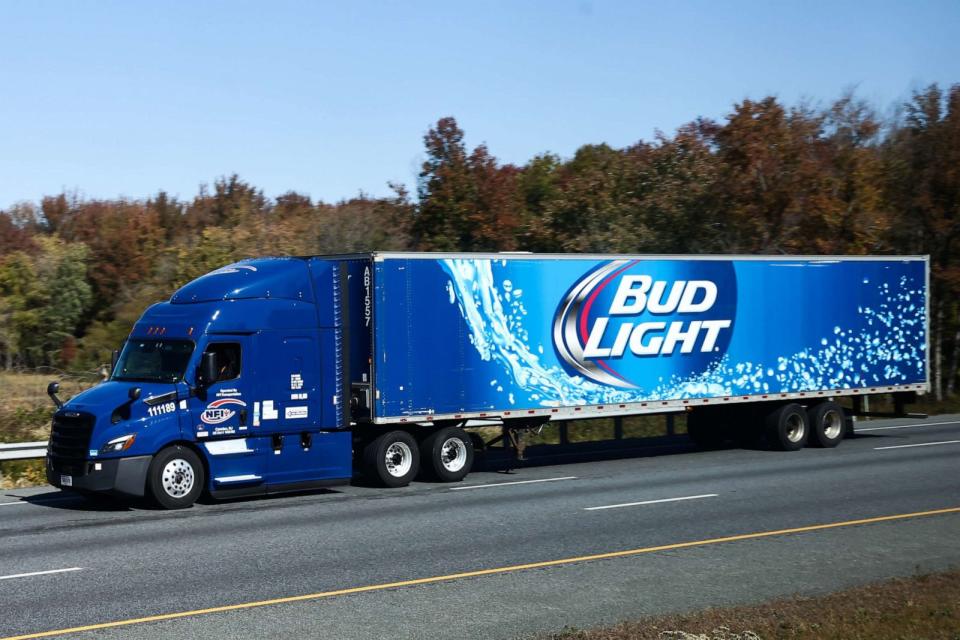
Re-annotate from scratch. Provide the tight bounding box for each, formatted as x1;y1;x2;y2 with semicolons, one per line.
4;506;959;640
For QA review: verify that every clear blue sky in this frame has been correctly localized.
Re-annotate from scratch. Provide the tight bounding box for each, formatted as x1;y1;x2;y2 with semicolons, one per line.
1;0;957;209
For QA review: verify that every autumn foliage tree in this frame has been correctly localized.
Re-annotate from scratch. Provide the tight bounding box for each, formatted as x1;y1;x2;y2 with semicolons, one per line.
414;117;521;251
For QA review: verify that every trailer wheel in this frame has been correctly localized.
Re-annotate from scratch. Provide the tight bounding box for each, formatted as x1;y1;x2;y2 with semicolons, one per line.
807;401;845;448
363;431;420;488
147;445;204;509
419;426;474;482
765;403;808;451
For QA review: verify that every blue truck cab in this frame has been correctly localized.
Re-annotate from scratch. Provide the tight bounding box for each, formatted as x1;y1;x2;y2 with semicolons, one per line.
46;257;362;508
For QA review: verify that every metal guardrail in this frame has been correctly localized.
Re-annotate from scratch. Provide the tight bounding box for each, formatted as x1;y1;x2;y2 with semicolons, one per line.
0;441;47;461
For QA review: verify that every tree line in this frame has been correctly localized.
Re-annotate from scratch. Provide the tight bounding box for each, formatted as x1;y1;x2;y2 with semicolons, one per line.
1;83;958;399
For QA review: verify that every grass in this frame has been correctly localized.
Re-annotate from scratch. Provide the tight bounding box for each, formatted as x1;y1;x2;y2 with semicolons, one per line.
0;371;99;442
537;568;960;640
0;371;99;489
860;392;960;418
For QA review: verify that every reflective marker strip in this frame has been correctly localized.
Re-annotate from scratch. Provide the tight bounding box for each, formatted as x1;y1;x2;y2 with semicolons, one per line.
2;507;959;640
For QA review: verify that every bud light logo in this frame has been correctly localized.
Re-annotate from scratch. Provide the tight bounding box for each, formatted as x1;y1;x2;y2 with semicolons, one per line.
200;398;246;424
553;260;737;388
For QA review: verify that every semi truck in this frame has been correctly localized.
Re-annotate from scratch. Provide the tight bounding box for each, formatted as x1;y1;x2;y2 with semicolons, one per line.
45;253;929;508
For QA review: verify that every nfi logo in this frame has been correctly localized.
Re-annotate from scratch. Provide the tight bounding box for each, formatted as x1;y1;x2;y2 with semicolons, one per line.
200;398;247;424
553;260;737;388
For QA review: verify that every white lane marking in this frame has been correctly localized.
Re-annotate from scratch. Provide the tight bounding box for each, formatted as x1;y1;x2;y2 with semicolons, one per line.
858;420;960;432
585;493;719;511
874;440;960;450
0;496;79;507
0;567;83;581
451;476;577;491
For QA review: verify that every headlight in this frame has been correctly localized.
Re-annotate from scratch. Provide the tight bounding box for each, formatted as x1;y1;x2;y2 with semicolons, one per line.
100;434;136;454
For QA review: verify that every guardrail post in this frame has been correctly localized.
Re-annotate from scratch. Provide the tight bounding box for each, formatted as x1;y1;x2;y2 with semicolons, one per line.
558;423;569;445
666;414;675;436
613;416;623;440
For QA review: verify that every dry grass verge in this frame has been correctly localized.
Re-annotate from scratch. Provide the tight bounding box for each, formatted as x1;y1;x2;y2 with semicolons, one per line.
538;568;960;640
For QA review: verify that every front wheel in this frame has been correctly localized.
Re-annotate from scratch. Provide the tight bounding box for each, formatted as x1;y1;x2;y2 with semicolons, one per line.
363;431;420;488
419;426;474;482
147;445;204;509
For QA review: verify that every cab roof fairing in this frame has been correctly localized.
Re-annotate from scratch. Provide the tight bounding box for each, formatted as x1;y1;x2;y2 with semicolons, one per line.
170;257;315;305
133;299;319;337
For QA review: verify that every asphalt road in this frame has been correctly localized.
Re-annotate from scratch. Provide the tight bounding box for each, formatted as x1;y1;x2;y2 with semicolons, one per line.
1;414;959;640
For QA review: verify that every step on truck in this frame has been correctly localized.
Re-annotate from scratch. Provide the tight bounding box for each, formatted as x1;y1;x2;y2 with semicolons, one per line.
45;253;930;508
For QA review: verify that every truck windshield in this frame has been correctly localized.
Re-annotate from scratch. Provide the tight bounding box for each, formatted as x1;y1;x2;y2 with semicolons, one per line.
113;339;195;383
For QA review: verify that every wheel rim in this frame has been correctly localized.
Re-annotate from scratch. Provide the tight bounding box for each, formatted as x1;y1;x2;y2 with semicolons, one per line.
161;458;195;498
384;442;413;478
785;413;805;443
822;409;842;439
440;437;468;472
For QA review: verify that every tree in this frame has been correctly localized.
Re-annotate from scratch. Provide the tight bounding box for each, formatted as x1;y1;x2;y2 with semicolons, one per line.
529;143;640;252
0;210;37;255
414;117;521;251
0;238;91;368
626;123;722;254
883;84;960;399
708;97;830;253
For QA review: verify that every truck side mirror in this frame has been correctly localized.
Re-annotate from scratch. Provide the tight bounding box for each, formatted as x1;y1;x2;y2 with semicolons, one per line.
47;381;63;409
128;387;141;401
200;351;218;388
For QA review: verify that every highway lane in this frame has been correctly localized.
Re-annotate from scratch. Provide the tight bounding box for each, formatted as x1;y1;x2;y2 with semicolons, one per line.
1;414;958;639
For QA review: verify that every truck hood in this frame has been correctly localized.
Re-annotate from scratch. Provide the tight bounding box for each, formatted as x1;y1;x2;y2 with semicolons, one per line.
63;380;178;414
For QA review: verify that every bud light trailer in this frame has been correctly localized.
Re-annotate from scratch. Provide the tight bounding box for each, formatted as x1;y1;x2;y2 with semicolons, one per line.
45;253;929;508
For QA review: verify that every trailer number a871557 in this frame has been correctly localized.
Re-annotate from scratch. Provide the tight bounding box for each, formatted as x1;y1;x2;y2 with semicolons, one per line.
147;402;176;417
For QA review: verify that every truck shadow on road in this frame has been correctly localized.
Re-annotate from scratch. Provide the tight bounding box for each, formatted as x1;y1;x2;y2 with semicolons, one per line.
13;491;137;512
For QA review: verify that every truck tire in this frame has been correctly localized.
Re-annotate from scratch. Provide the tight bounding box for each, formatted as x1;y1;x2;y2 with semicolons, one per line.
364;431;420;488
147;445;204;509
764;403;808;451
686;411;728;449
419;426;474;482
807;401;845;448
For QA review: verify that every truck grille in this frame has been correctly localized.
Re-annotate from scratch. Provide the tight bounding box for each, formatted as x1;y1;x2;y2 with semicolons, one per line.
49;412;95;476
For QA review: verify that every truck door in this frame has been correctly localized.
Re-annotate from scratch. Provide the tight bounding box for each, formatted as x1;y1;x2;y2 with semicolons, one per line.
191;338;254;438
189;335;269;491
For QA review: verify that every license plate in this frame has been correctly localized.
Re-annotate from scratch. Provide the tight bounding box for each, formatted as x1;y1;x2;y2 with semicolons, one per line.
60;475;73;487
